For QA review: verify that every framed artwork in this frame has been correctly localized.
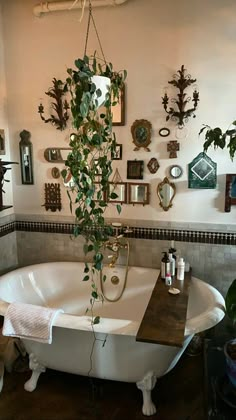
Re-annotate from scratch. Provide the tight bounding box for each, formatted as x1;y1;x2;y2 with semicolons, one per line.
188;152;217;189
225;174;236;212
111;144;122;160
0;129;5;155
112;85;125;126
131;119;152;151
127;160;144;180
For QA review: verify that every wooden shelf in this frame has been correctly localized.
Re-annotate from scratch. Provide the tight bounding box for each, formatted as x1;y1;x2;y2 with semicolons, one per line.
136;269;191;348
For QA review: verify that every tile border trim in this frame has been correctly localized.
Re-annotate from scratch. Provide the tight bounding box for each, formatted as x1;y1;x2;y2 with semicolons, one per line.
0;220;236;245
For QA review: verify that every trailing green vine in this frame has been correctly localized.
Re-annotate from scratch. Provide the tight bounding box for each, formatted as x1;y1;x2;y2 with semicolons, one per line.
60;53;126;315
199;120;236;160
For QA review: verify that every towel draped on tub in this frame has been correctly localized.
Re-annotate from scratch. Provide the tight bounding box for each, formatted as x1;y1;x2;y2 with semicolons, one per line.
2;302;63;344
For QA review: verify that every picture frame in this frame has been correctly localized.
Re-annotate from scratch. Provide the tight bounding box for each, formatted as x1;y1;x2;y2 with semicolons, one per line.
127;160;144;180
112;85;125;126
0;129;6;155
128;183;150;205
131;119;152;151
107;182;127;203
111;144;122;160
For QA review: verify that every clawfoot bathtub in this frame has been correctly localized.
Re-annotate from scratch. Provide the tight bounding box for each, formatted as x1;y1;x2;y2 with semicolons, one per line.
0;262;225;416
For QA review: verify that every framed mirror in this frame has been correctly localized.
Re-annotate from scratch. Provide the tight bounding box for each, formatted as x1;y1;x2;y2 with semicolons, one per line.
225;174;236;212
112;85;125;126
108;182;127;203
169;165;183;179
128;183;149;205
44;147;71;163
131;119;152;151
157;177;176;211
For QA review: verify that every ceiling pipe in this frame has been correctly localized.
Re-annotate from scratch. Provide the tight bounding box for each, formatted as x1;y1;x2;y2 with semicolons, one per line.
33;0;129;17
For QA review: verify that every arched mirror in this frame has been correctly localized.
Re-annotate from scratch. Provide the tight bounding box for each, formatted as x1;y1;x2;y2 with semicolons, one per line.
169;165;183;179
157;177;176;211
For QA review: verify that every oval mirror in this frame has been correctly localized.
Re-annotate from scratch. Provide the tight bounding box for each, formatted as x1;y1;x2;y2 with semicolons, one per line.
169;165;183;179
157;177;176;211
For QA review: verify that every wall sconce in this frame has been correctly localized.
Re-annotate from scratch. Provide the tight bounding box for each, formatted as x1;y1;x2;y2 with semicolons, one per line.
19;130;34;185
38;78;69;131
161;65;200;128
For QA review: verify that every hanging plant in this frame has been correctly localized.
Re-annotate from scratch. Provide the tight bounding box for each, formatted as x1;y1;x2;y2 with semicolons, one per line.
61;53;126;311
199;121;236;161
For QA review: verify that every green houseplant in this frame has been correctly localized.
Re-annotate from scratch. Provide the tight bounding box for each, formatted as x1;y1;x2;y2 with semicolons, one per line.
60;53;127;319
199;121;236;160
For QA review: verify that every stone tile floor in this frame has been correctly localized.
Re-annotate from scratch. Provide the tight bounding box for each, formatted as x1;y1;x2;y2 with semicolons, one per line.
0;352;205;420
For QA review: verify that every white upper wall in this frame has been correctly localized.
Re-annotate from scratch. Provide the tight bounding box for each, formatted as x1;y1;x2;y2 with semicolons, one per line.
0;1;13;214
1;0;236;224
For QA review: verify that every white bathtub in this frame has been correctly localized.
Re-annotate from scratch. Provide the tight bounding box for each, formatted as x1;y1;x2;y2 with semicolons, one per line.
0;262;225;416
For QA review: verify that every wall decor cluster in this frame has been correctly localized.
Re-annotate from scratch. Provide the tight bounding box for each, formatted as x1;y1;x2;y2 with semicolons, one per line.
131;119;152;151
43;183;62;212
225;174;236;212
161;65;200;128
188;152;217;189
0;129;5;155
157;177;176;211
38;78;70;131
19;130;34;185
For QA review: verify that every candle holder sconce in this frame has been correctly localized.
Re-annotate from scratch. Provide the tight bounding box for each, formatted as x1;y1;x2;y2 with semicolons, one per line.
161;65;200;128
19;130;34;185
38;78;69;131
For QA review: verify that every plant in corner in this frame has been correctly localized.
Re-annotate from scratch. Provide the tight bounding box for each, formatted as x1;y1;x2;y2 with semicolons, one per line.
61;53;127;323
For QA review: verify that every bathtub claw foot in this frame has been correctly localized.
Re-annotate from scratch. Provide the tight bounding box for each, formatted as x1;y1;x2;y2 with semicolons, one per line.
136;371;157;416
24;353;46;392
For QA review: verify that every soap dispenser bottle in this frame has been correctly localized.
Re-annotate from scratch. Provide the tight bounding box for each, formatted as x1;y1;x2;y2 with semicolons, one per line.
168;252;176;277
177;257;185;281
161;252;171;280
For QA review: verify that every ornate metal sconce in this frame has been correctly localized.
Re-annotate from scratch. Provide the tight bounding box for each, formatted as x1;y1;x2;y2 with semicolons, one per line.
38;78;70;131
161;65;199;128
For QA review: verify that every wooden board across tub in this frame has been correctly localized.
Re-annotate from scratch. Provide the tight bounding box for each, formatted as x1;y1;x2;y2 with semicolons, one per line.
136;269;192;348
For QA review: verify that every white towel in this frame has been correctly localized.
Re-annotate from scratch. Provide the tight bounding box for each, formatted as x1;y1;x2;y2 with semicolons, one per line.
2;302;63;344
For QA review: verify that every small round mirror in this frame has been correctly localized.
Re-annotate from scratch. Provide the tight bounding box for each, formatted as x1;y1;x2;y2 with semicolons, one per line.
169;165;183;179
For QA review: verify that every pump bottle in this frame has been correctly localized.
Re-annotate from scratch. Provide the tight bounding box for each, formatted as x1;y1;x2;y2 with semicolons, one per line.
161;252;171;280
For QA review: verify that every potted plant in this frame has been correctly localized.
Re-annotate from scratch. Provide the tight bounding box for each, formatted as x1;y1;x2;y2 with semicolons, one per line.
59;53;127;319
224;279;236;388
199;121;236;160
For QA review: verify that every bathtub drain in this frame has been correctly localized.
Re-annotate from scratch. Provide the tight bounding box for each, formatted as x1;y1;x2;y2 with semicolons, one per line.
111;275;119;285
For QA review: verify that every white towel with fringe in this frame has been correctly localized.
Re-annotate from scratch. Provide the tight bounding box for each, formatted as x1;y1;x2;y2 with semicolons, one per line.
2;302;63;344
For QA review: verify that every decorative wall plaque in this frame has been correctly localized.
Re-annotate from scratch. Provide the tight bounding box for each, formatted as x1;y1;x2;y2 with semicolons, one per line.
131;119;152;151
43;183;62;211
188;152;217;189
167;140;179;158
147;158;160;174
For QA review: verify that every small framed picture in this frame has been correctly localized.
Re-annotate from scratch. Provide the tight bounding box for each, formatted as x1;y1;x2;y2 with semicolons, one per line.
0;129;6;155
112;85;125;126
127;160;144;180
111;144;122;160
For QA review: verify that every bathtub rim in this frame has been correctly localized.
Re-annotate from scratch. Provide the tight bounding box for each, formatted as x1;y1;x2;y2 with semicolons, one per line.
0;262;225;338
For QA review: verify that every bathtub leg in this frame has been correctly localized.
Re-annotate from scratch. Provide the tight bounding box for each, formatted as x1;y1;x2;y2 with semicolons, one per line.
136;371;157;416
24;353;46;392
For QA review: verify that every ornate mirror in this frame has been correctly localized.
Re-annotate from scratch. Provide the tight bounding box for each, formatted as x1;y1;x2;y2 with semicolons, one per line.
131;119;152;151
169;165;183;179
157;177;176;211
128;183;149;205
